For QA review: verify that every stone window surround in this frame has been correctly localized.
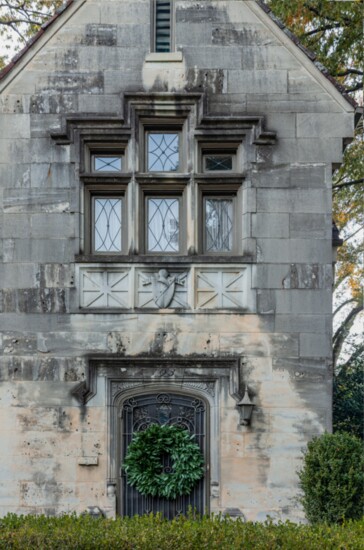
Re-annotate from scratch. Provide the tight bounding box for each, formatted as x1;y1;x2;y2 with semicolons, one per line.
79;122;246;258
51;92;277;264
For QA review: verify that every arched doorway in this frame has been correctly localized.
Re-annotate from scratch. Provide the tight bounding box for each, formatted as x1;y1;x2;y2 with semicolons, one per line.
119;391;208;518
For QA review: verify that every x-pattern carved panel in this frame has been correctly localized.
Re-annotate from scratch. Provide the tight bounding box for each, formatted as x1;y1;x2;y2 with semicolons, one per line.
196;269;246;309
77;266;253;311
81;269;129;308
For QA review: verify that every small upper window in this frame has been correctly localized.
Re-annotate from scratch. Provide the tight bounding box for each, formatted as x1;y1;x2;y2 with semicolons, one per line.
204;155;233;172
147;132;179;172
92;155;123;173
155;0;172;52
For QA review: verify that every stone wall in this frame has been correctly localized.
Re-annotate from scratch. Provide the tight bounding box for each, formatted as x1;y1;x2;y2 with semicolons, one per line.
0;0;354;520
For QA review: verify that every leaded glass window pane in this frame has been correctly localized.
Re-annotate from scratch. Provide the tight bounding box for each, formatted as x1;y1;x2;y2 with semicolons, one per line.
205;198;233;252
204;155;233;172
94;198;122;252
147;198;179;252
148;133;179;172
93;156;122;172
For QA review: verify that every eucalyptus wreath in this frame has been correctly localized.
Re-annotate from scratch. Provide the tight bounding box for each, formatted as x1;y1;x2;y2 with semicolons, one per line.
122;424;204;500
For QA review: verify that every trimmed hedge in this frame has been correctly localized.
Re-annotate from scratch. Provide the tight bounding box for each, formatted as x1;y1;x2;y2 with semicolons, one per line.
0;514;364;550
299;432;364;524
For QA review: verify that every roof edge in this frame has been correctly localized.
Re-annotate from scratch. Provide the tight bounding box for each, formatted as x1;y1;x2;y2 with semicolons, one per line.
0;0;74;81
256;1;357;109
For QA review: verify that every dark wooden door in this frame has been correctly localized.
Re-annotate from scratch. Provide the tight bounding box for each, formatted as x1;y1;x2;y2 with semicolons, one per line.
120;392;207;518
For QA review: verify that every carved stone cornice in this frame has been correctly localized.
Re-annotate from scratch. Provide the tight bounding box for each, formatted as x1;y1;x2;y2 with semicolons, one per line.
71;356;245;406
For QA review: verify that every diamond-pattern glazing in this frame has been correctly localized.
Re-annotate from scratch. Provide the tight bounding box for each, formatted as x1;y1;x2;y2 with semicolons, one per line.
205;155;233;172
148;133;179;171
94;156;122;172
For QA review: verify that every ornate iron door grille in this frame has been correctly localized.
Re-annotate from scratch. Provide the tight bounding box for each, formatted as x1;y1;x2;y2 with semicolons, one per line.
120;393;207;518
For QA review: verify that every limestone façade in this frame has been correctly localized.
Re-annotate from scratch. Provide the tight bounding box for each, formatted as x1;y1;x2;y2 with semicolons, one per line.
0;0;355;521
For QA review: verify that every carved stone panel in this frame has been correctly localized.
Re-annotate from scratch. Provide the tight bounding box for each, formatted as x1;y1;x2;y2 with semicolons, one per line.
136;269;189;309
195;269;247;309
80;268;130;309
77;264;254;311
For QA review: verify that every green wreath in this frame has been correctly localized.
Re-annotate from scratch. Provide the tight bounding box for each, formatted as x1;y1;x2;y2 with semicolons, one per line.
122;424;204;500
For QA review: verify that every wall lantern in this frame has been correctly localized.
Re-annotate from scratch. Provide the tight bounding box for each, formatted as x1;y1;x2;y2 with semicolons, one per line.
237;386;255;426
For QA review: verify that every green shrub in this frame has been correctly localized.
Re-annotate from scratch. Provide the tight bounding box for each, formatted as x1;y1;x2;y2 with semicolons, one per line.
333;357;364;440
299;432;364;524
0;513;364;550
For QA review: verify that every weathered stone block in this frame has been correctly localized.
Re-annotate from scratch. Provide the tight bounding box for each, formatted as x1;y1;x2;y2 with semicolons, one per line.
3;239;75;263
0;114;30;139
288;70;323;94
257;289;276;314
176;22;214;46
84;24;117;46
30;164;77;189
2;214;31;239
272;138;343;164
300;333;331;357
177;4;229;24
185;69;226;94
31;214;76;238
30;93;79;115
78;94;121;115
0;94;27;114
2;288;68;314
1;333;38;355
275;289;332;315
256;189;330;214
289;213;331;239
184;47;242;69
3;189;70;213
104;70;143;94
211;24;280;47
228;70;288;94
246;92;342;114
40;263;75;288
252;213;289;238
30;114;63;138
297;112;354;138
281;264;332;290
100;0;149;25
275;315;328;334
264;113;296;138
47;72;104;94
257;239;331;263
36;332;108;355
253;265;291;290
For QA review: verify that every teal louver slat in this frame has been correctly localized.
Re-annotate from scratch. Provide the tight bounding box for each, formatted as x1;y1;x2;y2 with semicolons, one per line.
156;1;171;52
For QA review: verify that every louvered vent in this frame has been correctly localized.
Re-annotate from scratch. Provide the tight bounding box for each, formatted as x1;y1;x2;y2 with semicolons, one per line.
155;1;171;52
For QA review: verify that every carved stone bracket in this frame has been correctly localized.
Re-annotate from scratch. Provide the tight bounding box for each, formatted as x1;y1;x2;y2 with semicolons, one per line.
71;363;97;405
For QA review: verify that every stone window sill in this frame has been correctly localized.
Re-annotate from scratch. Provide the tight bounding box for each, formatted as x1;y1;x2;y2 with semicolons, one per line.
145;52;183;63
